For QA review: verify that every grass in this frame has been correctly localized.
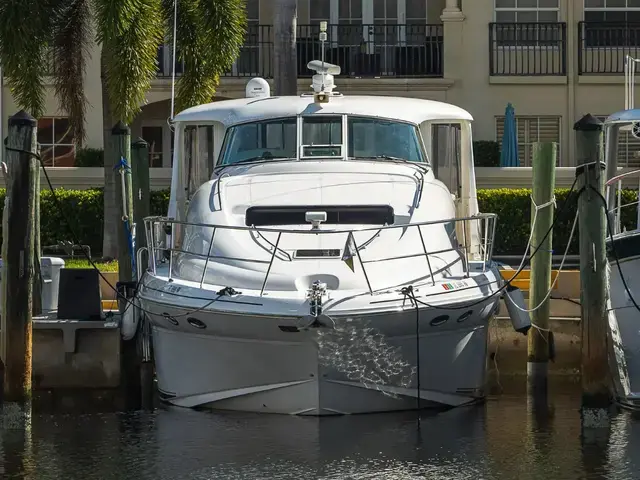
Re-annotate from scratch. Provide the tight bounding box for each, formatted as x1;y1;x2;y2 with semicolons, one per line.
63;258;119;272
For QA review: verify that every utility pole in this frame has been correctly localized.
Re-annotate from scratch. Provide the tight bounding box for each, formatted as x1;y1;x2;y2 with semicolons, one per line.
1;110;38;428
527;141;557;397
574;113;611;429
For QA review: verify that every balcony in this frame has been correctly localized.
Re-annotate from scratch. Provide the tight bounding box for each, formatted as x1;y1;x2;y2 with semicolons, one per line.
489;22;567;76
156;23;444;80
579;21;640;75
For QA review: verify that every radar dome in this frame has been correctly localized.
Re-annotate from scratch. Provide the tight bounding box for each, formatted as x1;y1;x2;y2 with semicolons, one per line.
245;78;270;99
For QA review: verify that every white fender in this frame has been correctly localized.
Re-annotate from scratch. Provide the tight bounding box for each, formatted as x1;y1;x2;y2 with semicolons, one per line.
121;299;140;341
504;285;531;335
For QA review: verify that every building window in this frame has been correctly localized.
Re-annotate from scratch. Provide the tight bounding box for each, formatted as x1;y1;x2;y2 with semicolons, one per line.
596;115;640;168
37;117;76;167
494;0;561;46
494;0;560;23
584;0;640;47
495;115;561;166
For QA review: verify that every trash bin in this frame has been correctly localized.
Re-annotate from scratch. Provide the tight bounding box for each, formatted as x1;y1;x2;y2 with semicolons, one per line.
41;256;66;312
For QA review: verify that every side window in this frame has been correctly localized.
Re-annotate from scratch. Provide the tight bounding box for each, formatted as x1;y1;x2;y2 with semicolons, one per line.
431;123;461;197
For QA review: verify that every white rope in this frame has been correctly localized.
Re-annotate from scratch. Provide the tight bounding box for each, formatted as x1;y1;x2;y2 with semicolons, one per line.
506;206;579;316
169;0;178;122
531;195;557;212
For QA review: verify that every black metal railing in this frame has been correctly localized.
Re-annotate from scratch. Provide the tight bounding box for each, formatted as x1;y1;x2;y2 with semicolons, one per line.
157;25;274;78
156;23;443;79
296;24;443;77
578;21;640;74
489;22;567;76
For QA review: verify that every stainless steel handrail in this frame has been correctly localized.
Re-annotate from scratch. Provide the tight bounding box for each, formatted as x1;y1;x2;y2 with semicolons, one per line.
143;213;498;296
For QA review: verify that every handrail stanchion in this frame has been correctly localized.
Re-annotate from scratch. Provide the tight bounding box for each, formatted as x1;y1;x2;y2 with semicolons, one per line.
416;225;436;286
168;237;174;280
200;227;217;288
482;217;489;271
260;232;282;297
462;218;470;277
352;235;374;295
617;179;622;234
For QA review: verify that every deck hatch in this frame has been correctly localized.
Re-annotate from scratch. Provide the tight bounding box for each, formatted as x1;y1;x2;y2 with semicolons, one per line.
245;205;394;226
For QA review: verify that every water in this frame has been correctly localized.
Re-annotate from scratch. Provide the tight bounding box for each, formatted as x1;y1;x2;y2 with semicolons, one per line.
2;390;640;479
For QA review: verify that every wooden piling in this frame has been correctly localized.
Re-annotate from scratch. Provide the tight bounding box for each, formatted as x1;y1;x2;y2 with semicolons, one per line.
527;142;557;396
112;122;133;284
131;137;154;410
32;143;41;316
131;138;150;274
1;110;38;425
574;113;611;413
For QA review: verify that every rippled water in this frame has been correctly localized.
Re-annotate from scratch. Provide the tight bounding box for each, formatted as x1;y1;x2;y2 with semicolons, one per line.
2;389;640;479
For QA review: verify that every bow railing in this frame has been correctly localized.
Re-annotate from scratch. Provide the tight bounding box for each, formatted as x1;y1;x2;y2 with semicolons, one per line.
142;213;498;296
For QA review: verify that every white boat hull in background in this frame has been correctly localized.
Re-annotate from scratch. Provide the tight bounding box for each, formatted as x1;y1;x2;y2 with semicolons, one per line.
607;231;640;409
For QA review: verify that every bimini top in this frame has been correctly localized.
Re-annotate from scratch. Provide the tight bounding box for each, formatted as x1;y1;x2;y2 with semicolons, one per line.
172;94;474;127
605;108;640;124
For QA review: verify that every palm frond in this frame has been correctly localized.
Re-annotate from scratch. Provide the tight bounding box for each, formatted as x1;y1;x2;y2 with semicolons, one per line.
52;0;91;144
94;0;164;123
163;0;246;112
0;0;57;118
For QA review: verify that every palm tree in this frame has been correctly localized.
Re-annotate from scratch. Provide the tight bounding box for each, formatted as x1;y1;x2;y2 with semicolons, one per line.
0;0;247;258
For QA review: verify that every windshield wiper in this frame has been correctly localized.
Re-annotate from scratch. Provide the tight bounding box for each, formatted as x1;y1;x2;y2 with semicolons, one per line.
350;155;429;172
213;156;292;172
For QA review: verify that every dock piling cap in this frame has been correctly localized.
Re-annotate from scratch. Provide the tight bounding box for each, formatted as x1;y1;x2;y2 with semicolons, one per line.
574;113;603;132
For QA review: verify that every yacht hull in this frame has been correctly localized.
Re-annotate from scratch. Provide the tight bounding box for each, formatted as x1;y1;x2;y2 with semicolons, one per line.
140;291;498;415
606;231;640;410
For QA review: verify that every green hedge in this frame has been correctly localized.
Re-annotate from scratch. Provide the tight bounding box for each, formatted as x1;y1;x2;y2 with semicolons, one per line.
0;187;635;256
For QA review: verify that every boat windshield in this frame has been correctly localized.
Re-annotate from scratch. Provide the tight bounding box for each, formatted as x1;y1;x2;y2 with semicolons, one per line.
218;115;426;165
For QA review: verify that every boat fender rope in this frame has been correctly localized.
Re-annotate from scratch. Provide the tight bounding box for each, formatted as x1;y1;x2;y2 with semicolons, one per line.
401;285;421;414
124;218;136;277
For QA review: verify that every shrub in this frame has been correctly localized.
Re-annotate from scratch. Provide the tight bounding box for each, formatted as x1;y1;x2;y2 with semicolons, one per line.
74;148;104;167
473;140;501;167
0;187;634;257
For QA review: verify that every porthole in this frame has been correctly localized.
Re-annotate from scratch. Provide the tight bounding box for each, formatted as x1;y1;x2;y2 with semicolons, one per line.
187;317;206;329
457;310;473;323
163;312;179;326
430;315;449;327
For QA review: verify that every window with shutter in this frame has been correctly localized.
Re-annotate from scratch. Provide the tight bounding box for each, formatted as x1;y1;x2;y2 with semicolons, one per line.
495;115;561;166
596;115;640;168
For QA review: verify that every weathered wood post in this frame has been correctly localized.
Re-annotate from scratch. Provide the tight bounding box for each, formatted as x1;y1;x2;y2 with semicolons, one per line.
527;142;557;396
32;143;41;316
112;121;133;283
1;110;38;427
574;114;611;427
131;137;154;410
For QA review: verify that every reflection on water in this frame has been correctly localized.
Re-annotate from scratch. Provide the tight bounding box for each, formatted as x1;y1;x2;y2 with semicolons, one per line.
2;389;640;479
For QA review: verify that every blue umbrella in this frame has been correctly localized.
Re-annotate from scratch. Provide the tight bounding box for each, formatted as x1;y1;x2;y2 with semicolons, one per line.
500;103;520;167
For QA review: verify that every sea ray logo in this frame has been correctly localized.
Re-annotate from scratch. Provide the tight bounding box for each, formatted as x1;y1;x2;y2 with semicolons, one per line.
443;283;455;290
342;232;357;272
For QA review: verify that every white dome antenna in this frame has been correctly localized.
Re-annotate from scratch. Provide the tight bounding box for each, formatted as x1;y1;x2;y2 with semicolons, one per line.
245;77;270;99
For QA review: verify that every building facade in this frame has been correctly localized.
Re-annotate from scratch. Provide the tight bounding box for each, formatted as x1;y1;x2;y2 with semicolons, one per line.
2;0;640;181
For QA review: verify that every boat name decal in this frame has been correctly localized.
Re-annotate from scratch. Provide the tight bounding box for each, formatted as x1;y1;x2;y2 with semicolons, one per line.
164;284;182;294
442;281;469;291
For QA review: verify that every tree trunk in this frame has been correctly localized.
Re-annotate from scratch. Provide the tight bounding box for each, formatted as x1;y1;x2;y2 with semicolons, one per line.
101;48;118;260
273;0;298;96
